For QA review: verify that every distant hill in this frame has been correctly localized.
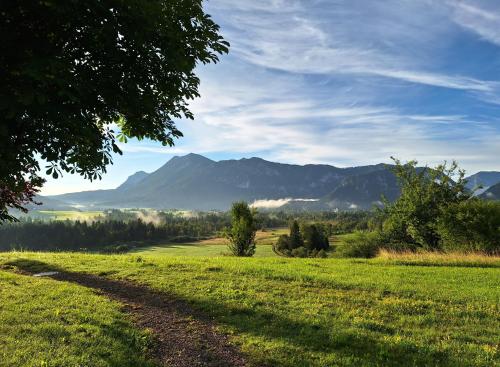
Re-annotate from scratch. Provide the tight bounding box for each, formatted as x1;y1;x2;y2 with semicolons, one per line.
27;196;77;211
481;183;500;201
465;171;500;194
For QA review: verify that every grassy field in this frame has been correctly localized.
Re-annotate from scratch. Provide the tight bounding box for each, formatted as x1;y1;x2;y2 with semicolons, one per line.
25;210;104;221
131;229;289;257
0;268;153;367
131;229;350;258
0;251;498;367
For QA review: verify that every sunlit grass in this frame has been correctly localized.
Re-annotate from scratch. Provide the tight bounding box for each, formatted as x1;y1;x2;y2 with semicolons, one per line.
376;249;500;268
131;228;288;257
1;251;498;366
36;210;103;221
0;269;154;367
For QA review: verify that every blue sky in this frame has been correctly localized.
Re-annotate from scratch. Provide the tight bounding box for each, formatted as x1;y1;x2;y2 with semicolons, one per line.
42;0;500;195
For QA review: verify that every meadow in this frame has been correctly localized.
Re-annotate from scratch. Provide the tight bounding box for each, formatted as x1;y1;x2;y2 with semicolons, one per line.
20;210;104;221
0;250;498;367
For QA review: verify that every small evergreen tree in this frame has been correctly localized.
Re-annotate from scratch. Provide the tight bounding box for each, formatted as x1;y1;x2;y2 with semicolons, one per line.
225;202;257;257
289;220;304;250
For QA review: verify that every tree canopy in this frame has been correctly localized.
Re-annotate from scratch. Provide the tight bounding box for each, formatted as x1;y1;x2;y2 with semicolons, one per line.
0;0;229;221
381;158;472;249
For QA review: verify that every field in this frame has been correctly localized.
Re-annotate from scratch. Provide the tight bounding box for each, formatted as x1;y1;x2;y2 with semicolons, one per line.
131;230;349;258
0;250;498;367
131;229;289;257
22;210;104;221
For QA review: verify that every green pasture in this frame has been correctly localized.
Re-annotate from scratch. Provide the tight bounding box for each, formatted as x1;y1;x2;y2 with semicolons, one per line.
0;251;498;367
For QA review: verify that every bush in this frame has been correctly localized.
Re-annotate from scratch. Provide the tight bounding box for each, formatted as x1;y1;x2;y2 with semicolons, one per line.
273;234;291;256
335;231;382;258
437;200;500;254
291;247;308;258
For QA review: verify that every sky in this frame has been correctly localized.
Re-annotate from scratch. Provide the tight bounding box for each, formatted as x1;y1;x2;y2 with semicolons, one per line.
42;0;500;195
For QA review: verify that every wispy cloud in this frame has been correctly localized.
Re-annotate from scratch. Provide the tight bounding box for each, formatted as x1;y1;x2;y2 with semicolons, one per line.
449;1;500;46
41;0;500;195
210;0;500;95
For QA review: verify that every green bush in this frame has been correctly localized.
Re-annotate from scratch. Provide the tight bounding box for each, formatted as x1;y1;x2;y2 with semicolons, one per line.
437;200;500;254
273;234;291;256
335;231;382;258
291;247;308;258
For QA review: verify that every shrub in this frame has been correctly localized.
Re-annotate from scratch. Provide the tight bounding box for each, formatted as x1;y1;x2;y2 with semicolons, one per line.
316;249;328;258
437;200;500;254
273;234;291;256
291;247;308;258
335;231;382;258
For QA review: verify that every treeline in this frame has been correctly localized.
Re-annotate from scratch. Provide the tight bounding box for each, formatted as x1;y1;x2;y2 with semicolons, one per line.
0;215;228;252
0;210;371;252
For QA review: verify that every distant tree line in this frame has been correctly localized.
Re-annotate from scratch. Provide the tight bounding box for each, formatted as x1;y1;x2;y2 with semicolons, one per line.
0;214;229;252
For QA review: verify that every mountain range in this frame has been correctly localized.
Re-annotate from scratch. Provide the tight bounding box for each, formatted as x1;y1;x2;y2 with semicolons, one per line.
35;153;500;211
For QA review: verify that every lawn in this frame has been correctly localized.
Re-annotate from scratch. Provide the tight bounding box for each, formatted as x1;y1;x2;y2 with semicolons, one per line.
0;251;498;367
0;268;154;367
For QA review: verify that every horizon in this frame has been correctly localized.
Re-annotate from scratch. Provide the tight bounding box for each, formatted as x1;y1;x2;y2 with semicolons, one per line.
41;0;500;195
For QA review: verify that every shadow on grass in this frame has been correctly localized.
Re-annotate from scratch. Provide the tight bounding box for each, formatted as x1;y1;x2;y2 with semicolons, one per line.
5;258;460;367
1;260;154;367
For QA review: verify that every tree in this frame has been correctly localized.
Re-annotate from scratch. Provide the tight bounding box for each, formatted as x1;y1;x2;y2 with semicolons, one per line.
437;199;500;254
302;223;329;251
381;158;472;249
225;202;257;257
288;220;304;250
0;0;229;221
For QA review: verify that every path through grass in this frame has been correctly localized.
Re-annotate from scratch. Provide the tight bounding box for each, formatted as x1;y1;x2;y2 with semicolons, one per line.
1;252;498;366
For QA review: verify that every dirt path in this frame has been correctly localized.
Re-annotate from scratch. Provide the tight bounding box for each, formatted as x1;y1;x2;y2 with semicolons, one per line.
47;272;248;367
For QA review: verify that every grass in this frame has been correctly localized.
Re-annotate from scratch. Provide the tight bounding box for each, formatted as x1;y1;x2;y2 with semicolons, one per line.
376;249;500;268
131;228;288;257
36;210;104;221
0;251;498;366
0;268;154;367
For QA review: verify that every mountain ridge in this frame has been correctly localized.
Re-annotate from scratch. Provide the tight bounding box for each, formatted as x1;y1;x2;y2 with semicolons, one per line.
48;153;500;211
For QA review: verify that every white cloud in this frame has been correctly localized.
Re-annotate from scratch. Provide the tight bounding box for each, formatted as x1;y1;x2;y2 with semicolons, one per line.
450;1;500;45
209;0;499;94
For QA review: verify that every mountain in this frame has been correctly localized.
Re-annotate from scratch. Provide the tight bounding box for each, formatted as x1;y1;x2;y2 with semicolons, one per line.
321;169;400;209
481;183;500;201
27;196;77;211
50;153;398;211
116;171;149;191
466;171;500;194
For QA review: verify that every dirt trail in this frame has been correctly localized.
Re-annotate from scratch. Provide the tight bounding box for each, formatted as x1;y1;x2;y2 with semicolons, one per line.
47;272;248;367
